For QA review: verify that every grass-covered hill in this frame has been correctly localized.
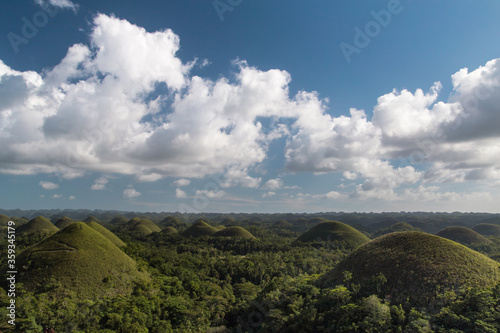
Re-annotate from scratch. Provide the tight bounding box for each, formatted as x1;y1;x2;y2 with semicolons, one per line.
472;223;500;237
213;226;256;239
322;232;500;307
84;215;101;223
54;216;75;229
17;216;59;235
373;222;421;237
295;221;370;248
127;218;162;235
0;214;10;226
11;222;144;299
85;221;126;248
182;220;219;237
161;216;188;230
161;226;178;234
436;226;492;246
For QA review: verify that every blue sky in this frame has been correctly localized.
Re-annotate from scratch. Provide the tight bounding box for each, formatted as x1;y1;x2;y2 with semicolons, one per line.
1;0;500;213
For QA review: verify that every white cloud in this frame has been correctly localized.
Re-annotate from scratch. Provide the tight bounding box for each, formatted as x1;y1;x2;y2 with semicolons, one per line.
52;194;62;199
39;181;59;190
175;188;188;198
173;178;191;187
69;195;76;200
1;14;500;205
262;191;276;198
195;189;225;199
34;0;78;11
90;177;108;190
123;188;141;199
262;178;283;190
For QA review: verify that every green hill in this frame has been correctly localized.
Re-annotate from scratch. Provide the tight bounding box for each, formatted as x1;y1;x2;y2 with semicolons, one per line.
0;214;10;226
161;226;178;234
373;222;420;237
182;220;219;237
436;226;492;246
110;216;129;224
323;232;500;307
295;221;370;248
11;222;144;299
55;216;75;229
85;221;126;247
84;215;101;223
213;226;256;239
128;218;161;235
17;216;59;235
472;223;500;237
161;216;188;230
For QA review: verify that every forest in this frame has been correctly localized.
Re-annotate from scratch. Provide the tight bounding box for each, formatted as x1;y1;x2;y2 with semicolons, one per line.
0;210;500;332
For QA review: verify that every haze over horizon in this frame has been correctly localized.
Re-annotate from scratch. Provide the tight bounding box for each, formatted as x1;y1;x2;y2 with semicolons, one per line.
1;0;500;213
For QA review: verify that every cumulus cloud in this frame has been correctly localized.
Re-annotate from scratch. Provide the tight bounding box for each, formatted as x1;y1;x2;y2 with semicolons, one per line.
195;189;225;199
175;188;188;198
52;194;62;199
91;177;108;190
1;13;500;203
69;195;76;200
173;179;191;187
39;181;59;190
34;0;78;11
123;188;141;199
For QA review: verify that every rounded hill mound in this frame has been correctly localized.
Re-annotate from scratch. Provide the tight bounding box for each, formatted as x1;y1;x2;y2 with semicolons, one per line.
55;216;75;229
161;226;178;234
213;226;256;239
85;221;126;247
182;220;218;237
128;218;161;235
296;221;369;248
12;222;144;299
323;232;500;307
373;222;420;237
472;223;500;237
17;216;59;235
436;226;492;246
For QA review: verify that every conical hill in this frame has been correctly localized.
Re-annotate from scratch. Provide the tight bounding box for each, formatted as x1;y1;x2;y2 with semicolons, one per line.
17;216;59;235
12;222;144;299
323;232;500;307
296;221;369;248
436;226;492;246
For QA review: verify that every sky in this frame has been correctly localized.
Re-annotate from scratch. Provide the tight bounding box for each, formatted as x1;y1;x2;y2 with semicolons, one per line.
1;0;500;213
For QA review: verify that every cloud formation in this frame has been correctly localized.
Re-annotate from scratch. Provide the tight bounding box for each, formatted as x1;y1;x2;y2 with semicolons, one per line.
1;14;500;203
39;181;59;190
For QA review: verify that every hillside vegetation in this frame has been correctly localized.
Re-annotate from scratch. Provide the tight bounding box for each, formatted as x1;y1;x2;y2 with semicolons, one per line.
85;221;126;248
436;226;492;246
323;231;500;307
213;226;256;239
472;223;500;236
182;220;220;237
12;222;144;299
17;216;59;235
296;221;370;248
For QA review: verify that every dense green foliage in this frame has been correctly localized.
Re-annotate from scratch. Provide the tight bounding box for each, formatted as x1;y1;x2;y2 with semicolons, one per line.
436;226;492;246
1;214;500;332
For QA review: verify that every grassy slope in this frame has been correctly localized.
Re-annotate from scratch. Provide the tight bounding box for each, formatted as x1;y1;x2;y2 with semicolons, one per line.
182;221;219;237
55;216;75;230
296;221;370;248
128;218;161;234
17;216;59;235
436;226;492;245
472;223;500;237
324;231;500;306
15;222;143;299
214;226;256;239
161;227;178;234
85;221;126;247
